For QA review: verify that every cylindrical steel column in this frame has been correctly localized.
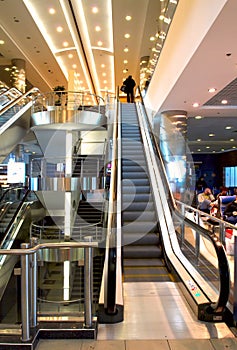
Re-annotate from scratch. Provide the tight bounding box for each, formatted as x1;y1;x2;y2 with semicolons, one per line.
21;243;31;342
84;237;93;328
30;238;38;328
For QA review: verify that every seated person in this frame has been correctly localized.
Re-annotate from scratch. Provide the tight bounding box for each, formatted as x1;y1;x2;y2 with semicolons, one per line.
197;188;215;214
223;194;237;225
216;186;228;199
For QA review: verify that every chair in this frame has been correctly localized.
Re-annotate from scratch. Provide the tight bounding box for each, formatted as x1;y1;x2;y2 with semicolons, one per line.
218;195;236;218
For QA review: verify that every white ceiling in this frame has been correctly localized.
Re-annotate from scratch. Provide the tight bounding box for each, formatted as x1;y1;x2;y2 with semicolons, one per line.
0;0;237;155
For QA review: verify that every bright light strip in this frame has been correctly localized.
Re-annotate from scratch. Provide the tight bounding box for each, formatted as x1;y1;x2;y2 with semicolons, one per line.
63;260;70;301
69;0;100;95
59;0;94;92
23;0;68;80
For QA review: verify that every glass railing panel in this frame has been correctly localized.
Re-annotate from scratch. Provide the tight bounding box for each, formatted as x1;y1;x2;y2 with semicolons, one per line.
174;202;232;306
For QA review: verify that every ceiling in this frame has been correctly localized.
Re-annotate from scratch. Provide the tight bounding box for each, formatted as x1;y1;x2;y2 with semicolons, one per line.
0;0;237;155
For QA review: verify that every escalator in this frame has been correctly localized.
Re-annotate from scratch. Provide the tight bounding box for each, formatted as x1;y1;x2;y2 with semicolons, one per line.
121;103;172;282
116;102;230;324
0;87;39;163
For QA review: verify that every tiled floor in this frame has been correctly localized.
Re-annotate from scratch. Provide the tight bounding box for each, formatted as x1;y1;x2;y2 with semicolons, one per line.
36;282;236;350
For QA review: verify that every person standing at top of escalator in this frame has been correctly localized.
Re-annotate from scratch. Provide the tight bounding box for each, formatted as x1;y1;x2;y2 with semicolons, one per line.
123;75;136;103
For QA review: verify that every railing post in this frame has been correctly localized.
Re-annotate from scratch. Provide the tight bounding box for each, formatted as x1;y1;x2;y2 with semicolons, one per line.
84;237;93;328
21;243;31;342
30;237;38;328
180;203;185;246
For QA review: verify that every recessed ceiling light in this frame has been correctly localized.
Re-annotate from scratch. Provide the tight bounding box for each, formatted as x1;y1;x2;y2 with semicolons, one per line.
101;64;105;68
230;139;234;141
97;41;103;46
225;126;232;129
125;15;132;21
56;26;63;33
206;146;210;149
209;133;215;137
124;33;130;39
232;146;236;149
208;88;216;93
95;26;101;32
103;80;107;84
192;102;199;107
49;8;55;14
102;72;106;77
195;115;202;119
123;60;128;64
124;47;129;52
197;139;202;141
92;7;98;13
150;36;155;41
63;42;69;47
72;64;77;69
68;54;73;59
221;99;228;104
0;40;5;45
197;149;201;152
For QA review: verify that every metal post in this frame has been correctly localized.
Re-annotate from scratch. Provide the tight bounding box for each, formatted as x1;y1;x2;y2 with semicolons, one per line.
21;243;31;342
180;204;185;246
84;237;93;328
30;238;38;328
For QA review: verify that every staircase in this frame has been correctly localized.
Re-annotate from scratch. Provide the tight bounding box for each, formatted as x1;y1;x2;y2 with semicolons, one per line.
121;103;172;282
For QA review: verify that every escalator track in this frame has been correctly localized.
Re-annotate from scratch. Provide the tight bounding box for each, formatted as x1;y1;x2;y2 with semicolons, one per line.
121;103;173;282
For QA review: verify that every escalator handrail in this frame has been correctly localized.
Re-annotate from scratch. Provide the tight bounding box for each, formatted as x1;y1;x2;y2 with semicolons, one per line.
0;87;39;117
104;86;120;314
137;87;230;315
175;210;230;312
1;189;32;248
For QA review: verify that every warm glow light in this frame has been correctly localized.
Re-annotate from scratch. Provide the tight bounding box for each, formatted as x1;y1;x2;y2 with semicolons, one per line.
195;115;202;119
150;36;155;41
209;133;215;137
124;60;128;64
49;8;55;14
225;126;232;129
97;41;103;46
102;72;106;76
68;54;73;58
208;87;216;93
92;6;98;13
95;26;101;31
126;15;132;21
124;47;129;52
101;64;105;68
193;102;199;107
63;41;69;47
221;99;228;104
56;26;63;32
0;40;5;45
124;33;130;38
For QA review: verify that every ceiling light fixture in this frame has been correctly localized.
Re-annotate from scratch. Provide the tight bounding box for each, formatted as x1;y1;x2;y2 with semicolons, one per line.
124;47;129;52
221;99;228;104
208;87;216;93
192;102;199;107
225;126;232;129
49;8;55;14
124;33;130;39
95;26;101;32
56;26;63;33
92;7;98;13
209;133;215;137
125;15;132;21
0;40;4;45
97;41;103;46
195;116;202;119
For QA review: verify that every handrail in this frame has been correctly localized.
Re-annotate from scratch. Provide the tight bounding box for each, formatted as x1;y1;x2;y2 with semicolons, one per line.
0;87;39;116
1;189;31;243
137;90;230;319
0;240;98;255
174;208;230;313
104;87;119;315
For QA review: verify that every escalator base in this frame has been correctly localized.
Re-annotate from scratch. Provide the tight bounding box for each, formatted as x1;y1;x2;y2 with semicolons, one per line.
0;321;97;349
